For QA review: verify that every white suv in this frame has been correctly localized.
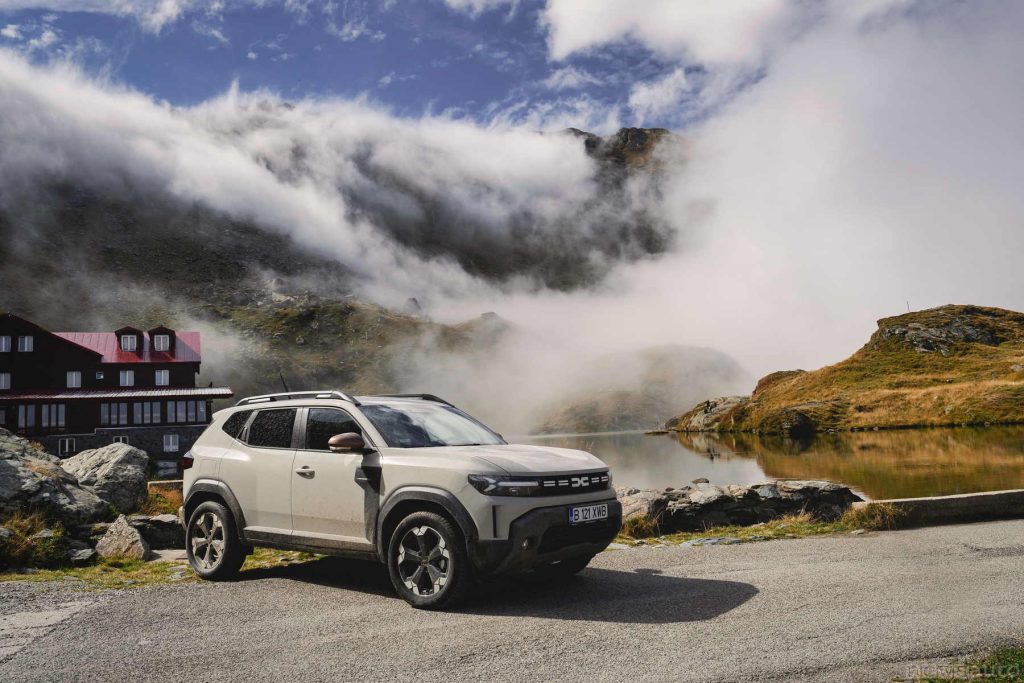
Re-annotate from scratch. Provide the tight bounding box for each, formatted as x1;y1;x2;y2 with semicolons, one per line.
180;392;621;608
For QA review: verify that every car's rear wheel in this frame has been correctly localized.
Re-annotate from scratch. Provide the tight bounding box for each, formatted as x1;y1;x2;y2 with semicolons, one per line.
387;511;470;609
186;501;244;581
534;554;594;580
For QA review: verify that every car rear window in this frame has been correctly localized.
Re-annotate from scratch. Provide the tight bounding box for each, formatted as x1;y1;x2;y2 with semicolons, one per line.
246;408;296;449
221;410;252;439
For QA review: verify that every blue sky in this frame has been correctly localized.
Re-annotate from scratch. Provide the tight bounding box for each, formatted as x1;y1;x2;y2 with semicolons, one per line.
0;0;690;131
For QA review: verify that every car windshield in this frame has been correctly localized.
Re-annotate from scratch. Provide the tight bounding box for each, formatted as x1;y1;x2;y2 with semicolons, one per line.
360;402;505;448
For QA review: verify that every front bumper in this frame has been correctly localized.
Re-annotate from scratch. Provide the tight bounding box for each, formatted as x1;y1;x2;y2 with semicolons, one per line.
471;498;622;575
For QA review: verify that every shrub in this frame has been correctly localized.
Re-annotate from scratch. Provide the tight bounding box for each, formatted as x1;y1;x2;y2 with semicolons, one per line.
840;502;905;531
0;512;68;569
620;514;660;539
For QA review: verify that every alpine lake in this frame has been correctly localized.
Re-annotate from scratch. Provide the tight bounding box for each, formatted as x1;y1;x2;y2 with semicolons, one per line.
522;426;1024;500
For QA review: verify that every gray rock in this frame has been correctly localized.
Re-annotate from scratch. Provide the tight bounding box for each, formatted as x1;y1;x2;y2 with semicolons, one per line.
61;443;150;514
30;529;56;541
0;429;110;524
68;548;97;566
95;515;151;561
0;526;12;543
618;479;862;535
129;514;185;549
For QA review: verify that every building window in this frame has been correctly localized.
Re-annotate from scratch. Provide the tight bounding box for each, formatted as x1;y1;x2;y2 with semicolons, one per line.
0;372;9;390
0;336;10;352
119;370;134;387
66;371;81;388
120;335;137;352
18;405;35;429
113;436;129;445
163;434;179;452
40;404;65;429
154;334;170;352
96;371;105;380
58;438;75;455
17;336;33;352
165;400;206;424
155;369;169;386
101;403;128;426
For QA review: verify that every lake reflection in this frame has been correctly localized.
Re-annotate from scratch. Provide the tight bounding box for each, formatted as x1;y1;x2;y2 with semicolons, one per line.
522;426;1024;500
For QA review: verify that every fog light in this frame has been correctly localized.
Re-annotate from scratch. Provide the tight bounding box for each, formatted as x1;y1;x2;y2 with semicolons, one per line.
522;538;531;550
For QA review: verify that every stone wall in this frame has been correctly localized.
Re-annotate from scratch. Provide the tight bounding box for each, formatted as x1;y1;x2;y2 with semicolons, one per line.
617;480;862;534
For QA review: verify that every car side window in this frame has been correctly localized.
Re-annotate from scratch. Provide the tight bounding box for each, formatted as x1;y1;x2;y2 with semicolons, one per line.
305;408;362;451
221;410;252;439
246;408;297;449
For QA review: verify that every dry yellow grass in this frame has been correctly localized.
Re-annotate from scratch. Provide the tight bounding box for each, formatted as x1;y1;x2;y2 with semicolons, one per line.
138;488;184;516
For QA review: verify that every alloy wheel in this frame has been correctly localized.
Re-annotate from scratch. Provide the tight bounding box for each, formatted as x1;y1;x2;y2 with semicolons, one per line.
396;525;451;596
190;511;225;571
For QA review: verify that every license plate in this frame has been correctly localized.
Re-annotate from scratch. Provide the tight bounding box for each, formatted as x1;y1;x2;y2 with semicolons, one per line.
569;503;608;525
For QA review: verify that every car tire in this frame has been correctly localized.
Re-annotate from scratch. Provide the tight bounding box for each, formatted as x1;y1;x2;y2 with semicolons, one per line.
186;501;245;581
534;555;594;580
387;511;471;610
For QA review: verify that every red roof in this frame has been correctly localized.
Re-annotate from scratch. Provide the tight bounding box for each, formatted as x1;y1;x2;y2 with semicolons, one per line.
0;387;232;401
54;332;202;364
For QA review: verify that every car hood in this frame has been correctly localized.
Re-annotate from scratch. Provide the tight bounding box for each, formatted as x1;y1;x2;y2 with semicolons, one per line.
441;443;608;475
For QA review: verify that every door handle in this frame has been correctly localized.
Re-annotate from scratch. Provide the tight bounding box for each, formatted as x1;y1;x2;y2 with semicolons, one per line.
294;466;315;478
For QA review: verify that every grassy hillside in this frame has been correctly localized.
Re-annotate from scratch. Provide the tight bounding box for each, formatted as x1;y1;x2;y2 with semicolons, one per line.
669;305;1024;436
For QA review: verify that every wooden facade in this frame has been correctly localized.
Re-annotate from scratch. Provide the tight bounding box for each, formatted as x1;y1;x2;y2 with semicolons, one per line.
0;313;232;459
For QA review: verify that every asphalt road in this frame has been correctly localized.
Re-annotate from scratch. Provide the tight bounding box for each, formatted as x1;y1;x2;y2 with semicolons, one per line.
2;519;1023;682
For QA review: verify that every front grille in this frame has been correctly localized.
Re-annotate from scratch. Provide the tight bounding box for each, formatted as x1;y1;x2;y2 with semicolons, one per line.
538;518;618;554
534;471;610;496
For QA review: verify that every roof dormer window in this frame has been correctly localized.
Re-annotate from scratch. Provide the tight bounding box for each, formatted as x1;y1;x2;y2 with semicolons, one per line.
120;335;137;352
154;334;170;352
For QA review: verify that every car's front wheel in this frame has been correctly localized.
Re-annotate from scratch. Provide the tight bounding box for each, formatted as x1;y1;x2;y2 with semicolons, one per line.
186;501;245;581
387;511;471;609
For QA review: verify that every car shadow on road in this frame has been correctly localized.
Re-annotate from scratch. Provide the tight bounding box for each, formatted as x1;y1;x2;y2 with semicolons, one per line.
237;558;757;624
461;567;757;624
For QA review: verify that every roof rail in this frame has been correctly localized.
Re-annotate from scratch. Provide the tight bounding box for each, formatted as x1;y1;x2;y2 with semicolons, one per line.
236;390;360;407
375;393;453;406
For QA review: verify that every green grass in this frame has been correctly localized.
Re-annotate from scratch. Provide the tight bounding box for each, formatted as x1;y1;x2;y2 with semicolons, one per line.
904;648;1024;682
0;548;322;590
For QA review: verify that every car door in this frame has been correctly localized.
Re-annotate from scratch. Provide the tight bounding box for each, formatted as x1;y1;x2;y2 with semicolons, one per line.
219;407;298;535
291;407;374;546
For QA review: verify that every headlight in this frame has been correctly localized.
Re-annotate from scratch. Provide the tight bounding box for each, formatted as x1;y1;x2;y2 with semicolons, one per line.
468;474;541;497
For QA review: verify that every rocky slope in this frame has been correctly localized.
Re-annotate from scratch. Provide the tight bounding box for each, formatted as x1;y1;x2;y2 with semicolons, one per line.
669;305;1024;436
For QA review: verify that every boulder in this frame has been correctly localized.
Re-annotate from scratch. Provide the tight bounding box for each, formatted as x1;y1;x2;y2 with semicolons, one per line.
128;513;185;549
615;487;668;523
68;548;96;567
0;429;110;524
61;443;150;514
618;479;862;534
95;515;151;561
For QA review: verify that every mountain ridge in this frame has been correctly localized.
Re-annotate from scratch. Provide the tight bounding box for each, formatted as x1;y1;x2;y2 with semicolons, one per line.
668;305;1024;436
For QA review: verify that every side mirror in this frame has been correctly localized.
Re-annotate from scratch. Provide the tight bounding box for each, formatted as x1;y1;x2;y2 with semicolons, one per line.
328;432;366;453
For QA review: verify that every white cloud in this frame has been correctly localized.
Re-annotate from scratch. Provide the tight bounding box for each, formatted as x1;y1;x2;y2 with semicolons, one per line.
441;0;515;16
246;50;257;60
0;1;200;33
628;68;688;124
26;27;57;50
1;24;22;39
541;65;600;91
326;18;385;42
542;0;797;64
